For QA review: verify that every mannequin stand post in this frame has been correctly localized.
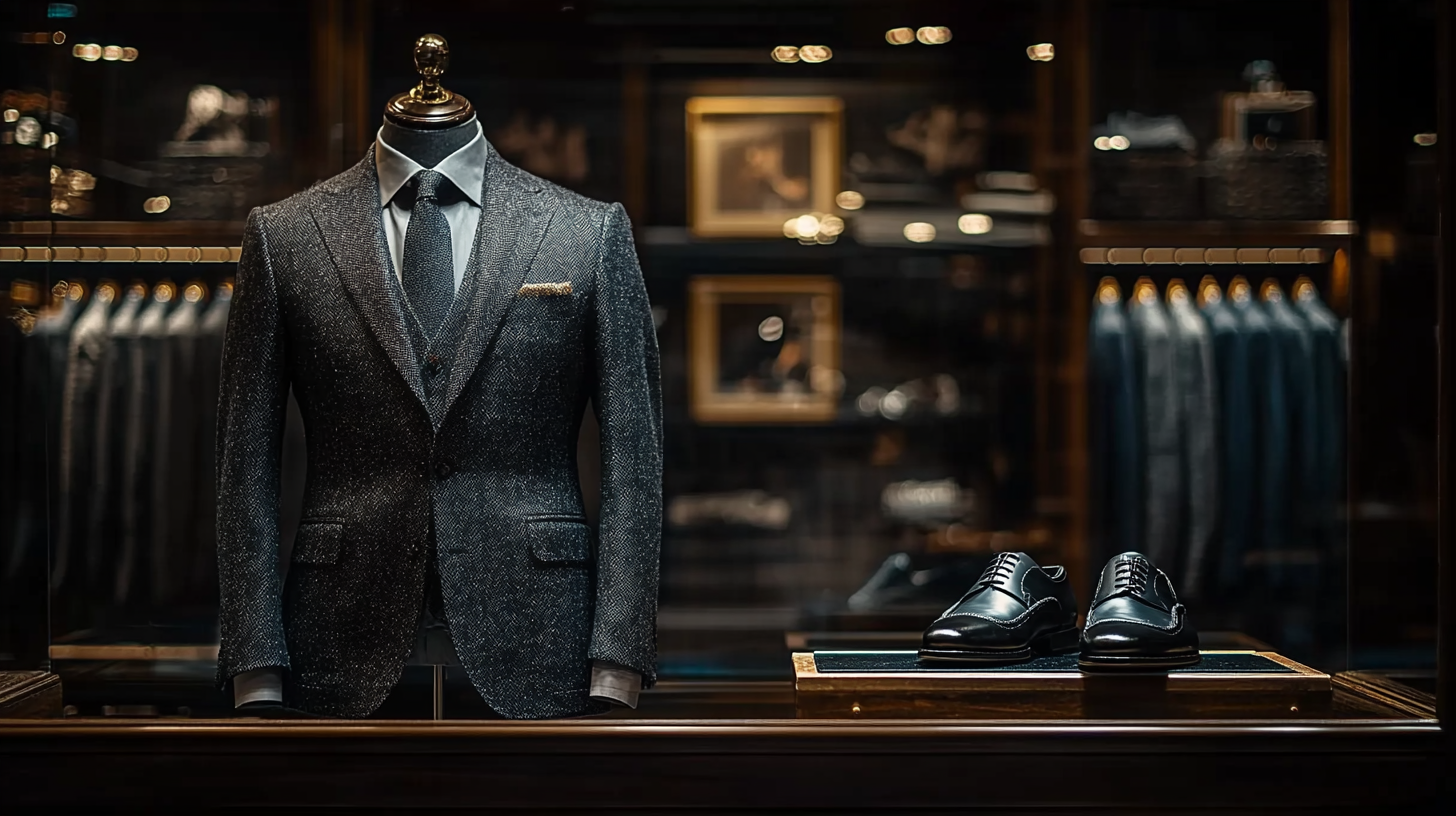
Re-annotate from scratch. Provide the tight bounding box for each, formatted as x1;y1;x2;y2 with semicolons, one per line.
432;665;444;721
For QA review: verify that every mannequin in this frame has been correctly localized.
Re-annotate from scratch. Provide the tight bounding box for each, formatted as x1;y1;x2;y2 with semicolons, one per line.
380;116;478;168
226;34;657;719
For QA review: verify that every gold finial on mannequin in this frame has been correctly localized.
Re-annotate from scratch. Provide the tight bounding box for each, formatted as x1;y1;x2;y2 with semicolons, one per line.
384;34;475;129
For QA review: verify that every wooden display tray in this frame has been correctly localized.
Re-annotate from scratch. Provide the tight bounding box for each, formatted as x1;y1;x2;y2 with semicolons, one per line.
0;671;62;719
793;650;1331;719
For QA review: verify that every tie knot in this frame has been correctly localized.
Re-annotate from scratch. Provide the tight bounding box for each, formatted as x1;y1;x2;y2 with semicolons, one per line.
409;169;449;204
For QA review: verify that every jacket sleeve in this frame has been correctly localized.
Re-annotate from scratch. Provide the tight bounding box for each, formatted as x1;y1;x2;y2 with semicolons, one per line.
215;208;291;688
587;203;663;687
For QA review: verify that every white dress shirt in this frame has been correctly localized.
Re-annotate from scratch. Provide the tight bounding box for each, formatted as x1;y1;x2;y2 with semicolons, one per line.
232;122;642;712
374;121;486;291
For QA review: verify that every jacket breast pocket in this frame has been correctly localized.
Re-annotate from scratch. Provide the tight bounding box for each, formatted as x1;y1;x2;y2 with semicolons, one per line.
525;517;592;566
513;291;579;323
292;519;344;565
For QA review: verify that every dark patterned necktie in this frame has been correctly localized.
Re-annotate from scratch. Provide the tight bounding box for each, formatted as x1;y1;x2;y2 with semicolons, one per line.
400;169;454;338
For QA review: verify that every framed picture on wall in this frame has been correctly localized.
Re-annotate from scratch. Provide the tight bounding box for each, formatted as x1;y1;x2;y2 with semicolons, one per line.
688;275;842;423
686;97;843;238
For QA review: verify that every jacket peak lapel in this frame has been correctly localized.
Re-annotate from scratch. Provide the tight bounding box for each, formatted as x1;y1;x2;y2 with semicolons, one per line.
441;151;553;420
311;147;428;411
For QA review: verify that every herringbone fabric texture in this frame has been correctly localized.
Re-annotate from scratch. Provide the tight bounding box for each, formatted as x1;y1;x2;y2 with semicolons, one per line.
399;169;456;338
215;143;662;719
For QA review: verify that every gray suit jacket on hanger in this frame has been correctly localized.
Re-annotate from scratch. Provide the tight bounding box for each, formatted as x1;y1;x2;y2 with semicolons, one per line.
215;144;663;719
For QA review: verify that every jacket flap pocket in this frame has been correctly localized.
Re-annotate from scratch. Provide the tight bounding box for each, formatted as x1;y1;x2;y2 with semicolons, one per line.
527;519;592;564
293;521;343;565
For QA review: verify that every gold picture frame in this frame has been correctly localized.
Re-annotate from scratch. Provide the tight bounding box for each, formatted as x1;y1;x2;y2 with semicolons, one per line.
688;275;842;424
686;96;843;238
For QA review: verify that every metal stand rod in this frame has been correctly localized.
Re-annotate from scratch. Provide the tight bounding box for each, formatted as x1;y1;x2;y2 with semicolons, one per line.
432;664;444;721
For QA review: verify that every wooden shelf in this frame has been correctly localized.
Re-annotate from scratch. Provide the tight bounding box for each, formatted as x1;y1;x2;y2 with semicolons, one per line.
1;220;246;245
1078;219;1358;248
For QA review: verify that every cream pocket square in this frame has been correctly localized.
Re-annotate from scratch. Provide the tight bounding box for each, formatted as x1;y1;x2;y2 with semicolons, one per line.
518;282;573;297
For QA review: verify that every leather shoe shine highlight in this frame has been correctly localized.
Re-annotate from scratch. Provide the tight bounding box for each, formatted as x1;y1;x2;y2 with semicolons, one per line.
918;552;1079;664
1079;552;1200;670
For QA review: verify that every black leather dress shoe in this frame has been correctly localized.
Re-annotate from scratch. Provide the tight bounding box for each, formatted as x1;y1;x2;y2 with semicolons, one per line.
918;552;1079;664
1080;552;1200;670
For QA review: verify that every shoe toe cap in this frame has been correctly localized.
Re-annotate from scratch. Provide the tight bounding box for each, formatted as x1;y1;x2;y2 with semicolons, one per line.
923;615;1016;650
1081;619;1198;656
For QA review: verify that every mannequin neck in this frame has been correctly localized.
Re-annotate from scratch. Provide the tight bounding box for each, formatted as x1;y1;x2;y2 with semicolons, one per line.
379;115;478;168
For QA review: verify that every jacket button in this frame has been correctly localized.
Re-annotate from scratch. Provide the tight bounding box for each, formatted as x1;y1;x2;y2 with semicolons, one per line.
433;459;454;480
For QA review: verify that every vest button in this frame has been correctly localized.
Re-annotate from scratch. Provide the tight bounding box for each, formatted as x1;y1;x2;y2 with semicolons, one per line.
433;458;454;480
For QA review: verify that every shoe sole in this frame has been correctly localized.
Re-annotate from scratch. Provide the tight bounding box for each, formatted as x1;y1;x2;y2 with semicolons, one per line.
918;625;1080;665
1077;652;1202;671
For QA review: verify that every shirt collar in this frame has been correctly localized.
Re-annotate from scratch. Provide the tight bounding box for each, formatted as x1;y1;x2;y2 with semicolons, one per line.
374;118;486;209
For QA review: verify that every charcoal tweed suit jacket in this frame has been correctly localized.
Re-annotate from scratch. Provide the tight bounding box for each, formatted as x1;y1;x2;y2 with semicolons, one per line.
215;143;662;719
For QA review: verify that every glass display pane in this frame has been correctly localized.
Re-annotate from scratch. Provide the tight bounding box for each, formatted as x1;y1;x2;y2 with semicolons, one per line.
0;0;1441;723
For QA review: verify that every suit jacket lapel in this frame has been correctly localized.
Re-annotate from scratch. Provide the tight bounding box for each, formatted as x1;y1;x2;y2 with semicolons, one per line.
311;148;428;410
440;148;553;420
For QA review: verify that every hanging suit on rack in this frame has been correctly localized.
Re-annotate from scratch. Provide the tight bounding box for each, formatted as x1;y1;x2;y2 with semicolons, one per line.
1229;277;1289;587
1262;281;1319;588
88;286;144;601
1199;278;1256;594
1088;278;1142;566
1128;278;1182;570
154;285;206;606
118;285;174;606
38;287;83;592
190;285;233;601
53;284;118;603
1293;279;1345;559
1166;281;1218;596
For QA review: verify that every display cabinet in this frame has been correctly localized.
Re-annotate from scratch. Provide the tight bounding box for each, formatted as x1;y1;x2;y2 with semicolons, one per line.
0;0;1449;810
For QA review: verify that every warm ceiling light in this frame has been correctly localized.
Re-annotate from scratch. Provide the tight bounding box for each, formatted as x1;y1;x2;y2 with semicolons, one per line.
835;190;865;210
102;45;122;61
1414;132;1438;146
958;214;993;235
73;43;99;61
1026;43;1054;61
794;214;821;240
41;131;59;149
771;45;800;63
143;195;171;214
904;222;937;243
121;47;138;62
916;26;952;45
886;27;916;45
1108;134;1130;150
1093;136;1112;151
799;45;832;63
819;215;845;237
52;31;66;44
2;109;17;123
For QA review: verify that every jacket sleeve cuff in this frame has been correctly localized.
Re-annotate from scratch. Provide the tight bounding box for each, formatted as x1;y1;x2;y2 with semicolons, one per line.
233;667;285;707
588;661;642;709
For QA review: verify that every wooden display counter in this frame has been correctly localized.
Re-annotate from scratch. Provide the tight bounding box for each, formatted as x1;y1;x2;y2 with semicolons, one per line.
0;672;62;719
793;650;1331;719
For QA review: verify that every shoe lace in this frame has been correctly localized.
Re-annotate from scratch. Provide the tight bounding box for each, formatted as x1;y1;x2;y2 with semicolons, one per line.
1113;557;1151;595
975;552;1019;589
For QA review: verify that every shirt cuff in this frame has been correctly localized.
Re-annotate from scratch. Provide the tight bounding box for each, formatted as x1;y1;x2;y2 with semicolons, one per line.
589;661;642;709
234;667;285;708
